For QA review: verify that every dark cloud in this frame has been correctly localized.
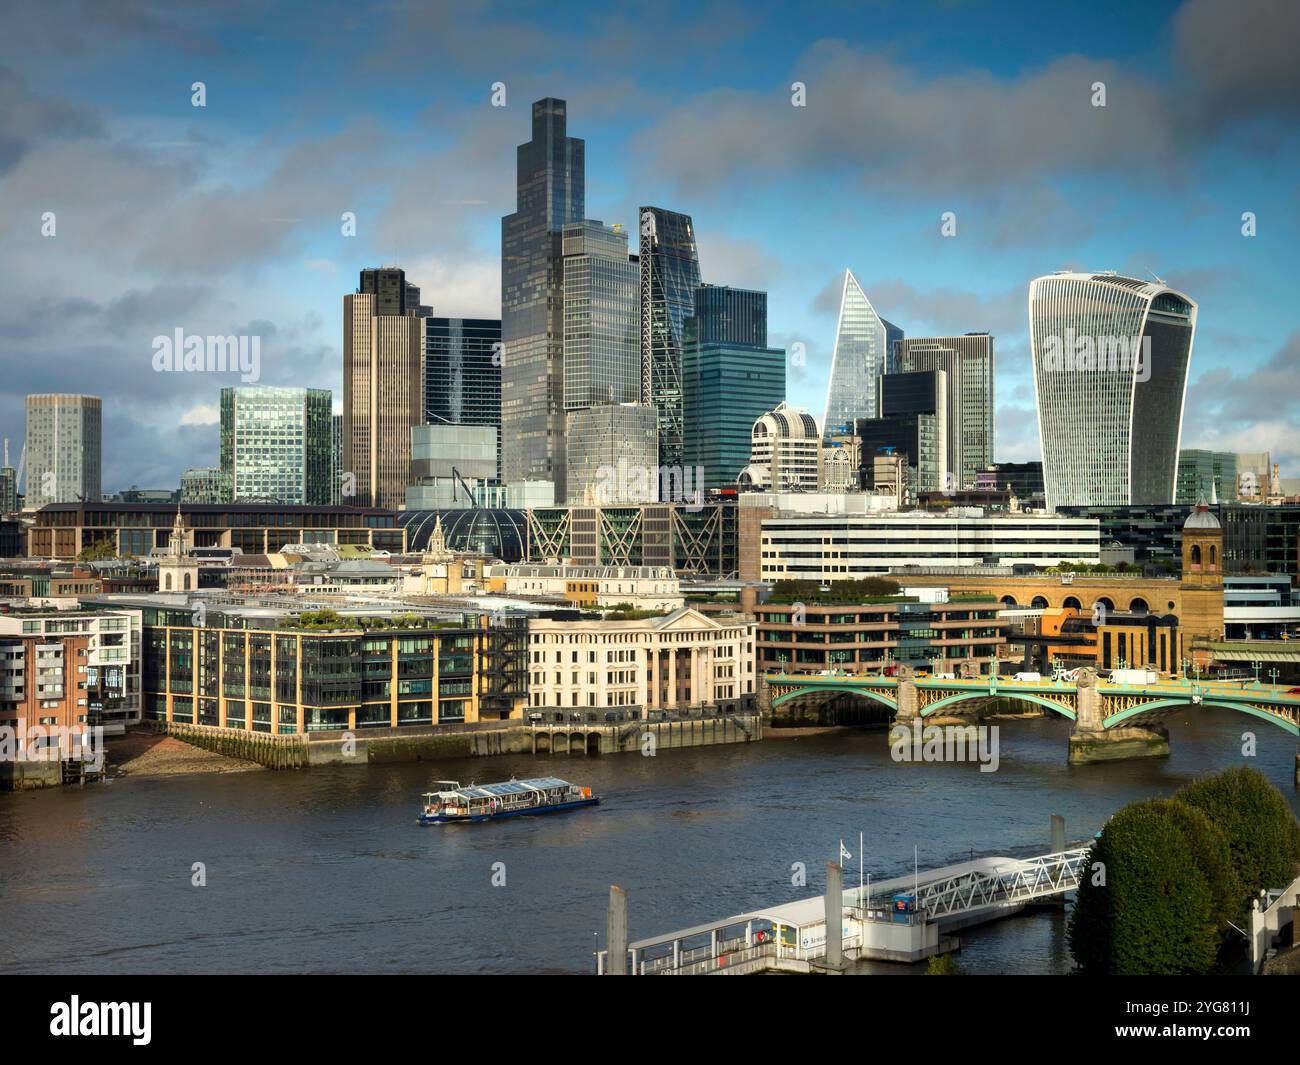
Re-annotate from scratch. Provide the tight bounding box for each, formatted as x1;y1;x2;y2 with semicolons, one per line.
1173;0;1300;127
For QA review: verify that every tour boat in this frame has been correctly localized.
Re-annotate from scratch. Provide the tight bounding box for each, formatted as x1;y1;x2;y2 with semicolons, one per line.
418;777;599;824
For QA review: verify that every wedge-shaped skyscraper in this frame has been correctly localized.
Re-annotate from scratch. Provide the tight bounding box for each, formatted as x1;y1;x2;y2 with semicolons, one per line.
1029;271;1196;510
822;269;900;438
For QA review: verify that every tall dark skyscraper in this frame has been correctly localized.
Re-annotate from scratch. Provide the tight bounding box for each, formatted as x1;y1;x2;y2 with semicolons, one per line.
501;98;585;499
639;206;701;470
425;317;503;478
682;286;785;490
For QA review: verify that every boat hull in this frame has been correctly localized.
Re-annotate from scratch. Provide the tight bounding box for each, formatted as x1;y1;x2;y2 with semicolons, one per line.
419;797;599;825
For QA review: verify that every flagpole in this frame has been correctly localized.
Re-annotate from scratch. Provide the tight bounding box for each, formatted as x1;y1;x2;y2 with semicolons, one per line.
914;844;919;906
858;831;864;908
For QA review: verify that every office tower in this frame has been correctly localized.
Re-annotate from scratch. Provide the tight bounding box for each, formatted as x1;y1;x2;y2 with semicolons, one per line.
639;206;701;470
855;412;942;497
406;424;500;509
358;267;424;318
24;394;101;505
501;98;585;498
1030;272;1196;510
982;461;1045;505
330;413;342;505
895;333;994;488
406;282;433;318
220;386;332;505
343;282;425;509
822;270;899;438
879;370;948;489
1176;449;1237;504
562;221;640;410
425;317;503;477
682;286;786;489
180;466;229;505
565;404;659;504
0;440;16;512
742;403;821;492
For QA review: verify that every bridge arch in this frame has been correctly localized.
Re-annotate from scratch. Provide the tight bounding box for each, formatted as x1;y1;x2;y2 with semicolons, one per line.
1103;698;1299;736
1129;597;1148;614
1062;596;1081;610
1030;595;1049;609
1000;595;1018;607
919;689;1077;722
769;684;898;713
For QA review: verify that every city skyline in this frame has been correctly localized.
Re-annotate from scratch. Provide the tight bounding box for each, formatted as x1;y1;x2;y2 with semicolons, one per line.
0;2;1296;496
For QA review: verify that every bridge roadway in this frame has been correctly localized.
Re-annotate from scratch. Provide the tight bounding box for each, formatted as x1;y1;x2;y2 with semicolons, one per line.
766;671;1300;735
597;846;1090;975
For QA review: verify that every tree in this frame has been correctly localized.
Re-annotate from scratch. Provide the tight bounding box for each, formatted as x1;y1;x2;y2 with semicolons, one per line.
1176;767;1300;911
1068;799;1221;974
77;540;116;561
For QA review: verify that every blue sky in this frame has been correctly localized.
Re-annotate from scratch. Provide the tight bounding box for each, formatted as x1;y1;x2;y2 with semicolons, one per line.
1;0;1297;490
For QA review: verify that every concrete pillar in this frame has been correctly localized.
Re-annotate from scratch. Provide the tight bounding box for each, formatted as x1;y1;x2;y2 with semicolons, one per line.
895;678;919;721
1051;814;1065;854
606;885;627;975
825;861;843;968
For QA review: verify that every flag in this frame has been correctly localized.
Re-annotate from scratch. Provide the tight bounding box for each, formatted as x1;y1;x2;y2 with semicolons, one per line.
839;840;852;862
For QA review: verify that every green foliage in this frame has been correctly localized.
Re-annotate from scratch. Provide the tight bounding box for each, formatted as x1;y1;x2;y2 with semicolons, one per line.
1068;799;1221;974
925;953;963;975
768;578;902;604
602;603;668;620
1176;766;1300;908
77;540;117;561
293;609;345;630
1070;769;1300;974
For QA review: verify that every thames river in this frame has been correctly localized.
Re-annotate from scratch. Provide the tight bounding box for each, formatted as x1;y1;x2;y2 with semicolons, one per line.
1;712;1297;974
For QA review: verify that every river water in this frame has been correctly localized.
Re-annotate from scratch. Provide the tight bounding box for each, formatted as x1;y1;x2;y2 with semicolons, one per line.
1;712;1296;974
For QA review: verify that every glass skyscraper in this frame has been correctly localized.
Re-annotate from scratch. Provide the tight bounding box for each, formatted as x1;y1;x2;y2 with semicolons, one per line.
562;221;639;410
565;404;659;505
220;386;332;505
424;317;503;478
639;206;701;470
682;286;786;490
1029;271;1196;509
894;333;994;489
1176;449;1237;504
822;270;899;438
501;98;585;498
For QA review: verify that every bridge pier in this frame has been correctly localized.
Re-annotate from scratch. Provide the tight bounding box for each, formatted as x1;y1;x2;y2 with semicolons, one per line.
1067;670;1169;765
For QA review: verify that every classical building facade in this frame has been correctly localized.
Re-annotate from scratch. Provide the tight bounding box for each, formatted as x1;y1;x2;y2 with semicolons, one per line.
527;607;754;713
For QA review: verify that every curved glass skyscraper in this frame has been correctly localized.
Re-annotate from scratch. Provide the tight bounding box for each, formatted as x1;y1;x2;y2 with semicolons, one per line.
639;206;701;469
822;269;900;438
1029;271;1196;510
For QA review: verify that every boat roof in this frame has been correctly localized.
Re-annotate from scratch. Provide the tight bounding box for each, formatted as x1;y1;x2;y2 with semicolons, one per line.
428;777;572;799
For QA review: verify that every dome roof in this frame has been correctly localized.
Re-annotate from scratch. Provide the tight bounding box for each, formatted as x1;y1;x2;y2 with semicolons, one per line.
398;509;527;562
1183;498;1220;530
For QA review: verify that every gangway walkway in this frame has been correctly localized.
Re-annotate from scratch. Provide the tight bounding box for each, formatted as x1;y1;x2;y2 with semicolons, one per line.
597;846;1091;975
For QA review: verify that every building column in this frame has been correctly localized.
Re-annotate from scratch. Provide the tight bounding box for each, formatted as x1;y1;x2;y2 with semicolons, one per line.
667;647;677;709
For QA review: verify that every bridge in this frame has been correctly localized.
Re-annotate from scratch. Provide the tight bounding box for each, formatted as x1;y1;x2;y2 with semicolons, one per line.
597;846;1090;975
766;669;1300;734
